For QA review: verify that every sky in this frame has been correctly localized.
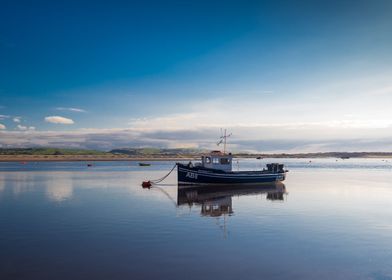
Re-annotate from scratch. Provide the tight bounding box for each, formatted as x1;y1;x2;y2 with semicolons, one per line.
1;0;392;152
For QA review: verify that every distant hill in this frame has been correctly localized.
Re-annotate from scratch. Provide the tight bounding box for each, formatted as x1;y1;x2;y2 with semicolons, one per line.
246;152;392;158
2;148;392;158
0;148;108;156
110;148;204;156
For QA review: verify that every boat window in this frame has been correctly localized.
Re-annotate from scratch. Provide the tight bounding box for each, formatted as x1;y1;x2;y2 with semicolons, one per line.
220;158;231;164
212;157;220;164
205;157;211;164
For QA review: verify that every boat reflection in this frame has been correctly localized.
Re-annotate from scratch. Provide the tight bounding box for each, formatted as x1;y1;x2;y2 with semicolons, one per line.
177;182;287;217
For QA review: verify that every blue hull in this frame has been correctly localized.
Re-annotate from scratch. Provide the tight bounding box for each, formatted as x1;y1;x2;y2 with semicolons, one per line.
177;163;286;185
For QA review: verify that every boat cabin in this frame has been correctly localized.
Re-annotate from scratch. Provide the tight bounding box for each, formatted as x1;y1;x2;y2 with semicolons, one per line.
201;150;233;172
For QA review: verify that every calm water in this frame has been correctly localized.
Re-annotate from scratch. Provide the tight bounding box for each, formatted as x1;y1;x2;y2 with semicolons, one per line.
1;158;392;280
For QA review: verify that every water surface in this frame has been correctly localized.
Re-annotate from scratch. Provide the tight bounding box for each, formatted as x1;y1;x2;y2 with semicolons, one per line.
1;158;391;279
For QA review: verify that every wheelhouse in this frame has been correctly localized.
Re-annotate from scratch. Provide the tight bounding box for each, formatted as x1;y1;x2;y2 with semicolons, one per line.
201;150;233;172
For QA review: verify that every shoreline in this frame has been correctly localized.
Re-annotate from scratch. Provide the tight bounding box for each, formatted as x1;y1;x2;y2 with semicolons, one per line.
1;154;392;162
0;155;199;162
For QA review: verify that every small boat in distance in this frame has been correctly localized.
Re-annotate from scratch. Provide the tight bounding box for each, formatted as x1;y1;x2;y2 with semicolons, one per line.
139;163;151;167
177;130;288;186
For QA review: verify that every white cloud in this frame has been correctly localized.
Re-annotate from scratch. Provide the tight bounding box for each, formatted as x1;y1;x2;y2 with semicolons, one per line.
45;116;74;124
13;117;21;123
1;124;392;153
17;124;27;130
17;125;35;131
0;115;9;120
0;123;5;129
368;86;392;96
1;72;392;152
56;107;86;113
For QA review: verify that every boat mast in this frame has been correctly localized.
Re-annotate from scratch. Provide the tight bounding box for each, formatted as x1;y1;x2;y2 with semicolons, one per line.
224;129;227;154
217;129;232;155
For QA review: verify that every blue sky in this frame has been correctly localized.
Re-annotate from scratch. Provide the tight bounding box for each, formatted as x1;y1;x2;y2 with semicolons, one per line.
1;0;392;151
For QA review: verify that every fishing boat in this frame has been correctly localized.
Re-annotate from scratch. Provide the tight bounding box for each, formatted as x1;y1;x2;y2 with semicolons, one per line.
139;162;151;167
177;130;288;186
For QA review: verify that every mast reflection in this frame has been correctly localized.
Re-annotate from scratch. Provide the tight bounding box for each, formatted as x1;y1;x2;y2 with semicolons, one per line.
177;182;287;217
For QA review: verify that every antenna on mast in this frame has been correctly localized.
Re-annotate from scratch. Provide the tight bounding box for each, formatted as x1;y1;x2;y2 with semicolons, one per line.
216;129;232;154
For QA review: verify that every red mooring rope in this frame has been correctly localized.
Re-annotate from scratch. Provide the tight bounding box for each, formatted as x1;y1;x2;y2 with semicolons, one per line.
143;163;177;187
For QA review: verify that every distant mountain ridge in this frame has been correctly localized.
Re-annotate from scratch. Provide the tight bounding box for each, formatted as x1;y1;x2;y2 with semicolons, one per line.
109;148;204;156
2;148;392;158
0;148;108;156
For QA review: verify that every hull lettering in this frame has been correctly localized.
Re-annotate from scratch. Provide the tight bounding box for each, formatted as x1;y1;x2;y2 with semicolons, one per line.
185;172;198;179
